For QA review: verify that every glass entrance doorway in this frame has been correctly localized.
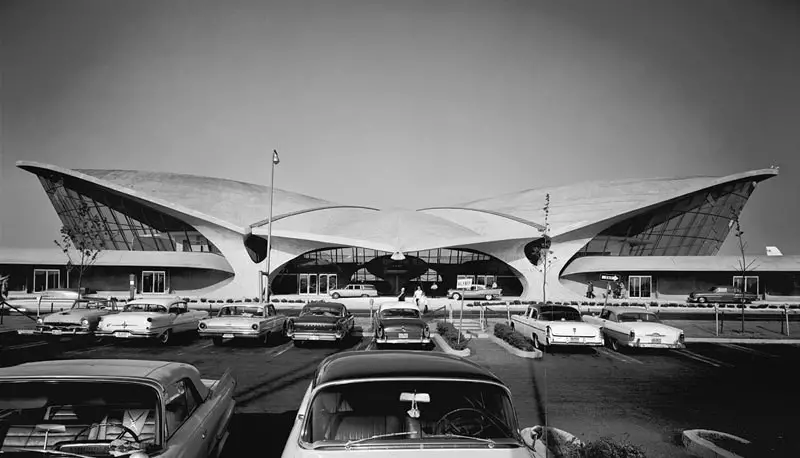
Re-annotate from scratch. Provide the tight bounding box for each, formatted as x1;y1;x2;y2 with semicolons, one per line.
733;276;759;295
298;274;338;295
629;276;652;299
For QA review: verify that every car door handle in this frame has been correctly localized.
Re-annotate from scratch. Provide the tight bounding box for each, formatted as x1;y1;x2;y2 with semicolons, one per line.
201;429;207;439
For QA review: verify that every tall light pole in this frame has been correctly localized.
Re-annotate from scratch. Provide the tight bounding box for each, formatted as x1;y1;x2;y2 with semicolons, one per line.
264;149;280;304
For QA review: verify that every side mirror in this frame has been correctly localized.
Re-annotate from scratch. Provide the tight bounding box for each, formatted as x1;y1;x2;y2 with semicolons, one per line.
520;426;543;449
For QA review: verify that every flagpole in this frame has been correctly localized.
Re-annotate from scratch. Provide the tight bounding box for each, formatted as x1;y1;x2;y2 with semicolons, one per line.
264;150;278;304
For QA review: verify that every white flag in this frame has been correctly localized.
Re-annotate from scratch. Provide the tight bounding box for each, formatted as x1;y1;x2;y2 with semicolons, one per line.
272;150;280;165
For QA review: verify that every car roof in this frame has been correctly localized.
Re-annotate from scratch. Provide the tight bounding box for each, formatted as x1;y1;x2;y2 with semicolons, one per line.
534;304;580;311
313;350;504;387
303;301;345;310
126;296;183;306
378;301;420;311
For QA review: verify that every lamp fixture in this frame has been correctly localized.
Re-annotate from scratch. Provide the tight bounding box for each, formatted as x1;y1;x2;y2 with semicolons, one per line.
391;251;406;261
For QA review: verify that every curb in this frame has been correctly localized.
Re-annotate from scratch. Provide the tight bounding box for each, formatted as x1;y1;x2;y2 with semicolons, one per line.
487;334;542;359
686;337;800;344
431;333;471;357
682;429;750;458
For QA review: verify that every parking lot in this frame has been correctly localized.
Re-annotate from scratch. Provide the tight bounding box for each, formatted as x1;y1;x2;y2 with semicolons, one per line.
31;329;799;458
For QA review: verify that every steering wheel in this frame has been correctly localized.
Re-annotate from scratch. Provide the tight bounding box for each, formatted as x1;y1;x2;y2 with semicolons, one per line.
73;422;140;443
434;407;503;437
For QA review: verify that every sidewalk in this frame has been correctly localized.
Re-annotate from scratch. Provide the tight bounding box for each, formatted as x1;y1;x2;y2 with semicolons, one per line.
662;319;800;343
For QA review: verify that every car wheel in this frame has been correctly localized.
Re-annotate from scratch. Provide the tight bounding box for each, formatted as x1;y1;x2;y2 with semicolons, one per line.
485;294;493;301
510;323;515;331
262;331;271;346
698;297;707;303
293;340;304;348
452;293;461;301
159;330;172;345
610;338;621;352
332;293;340;299
212;336;223;346
361;294;369;298
532;334;541;350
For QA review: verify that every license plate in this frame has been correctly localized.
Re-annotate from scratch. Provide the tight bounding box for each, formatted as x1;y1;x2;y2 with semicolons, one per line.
399;333;409;339
570;336;581;342
17;330;34;335
223;334;234;339
309;335;319;340
114;332;131;338
51;330;63;336
651;338;661;344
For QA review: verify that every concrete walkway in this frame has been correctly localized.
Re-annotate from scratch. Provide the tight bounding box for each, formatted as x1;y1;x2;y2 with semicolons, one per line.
662;319;800;342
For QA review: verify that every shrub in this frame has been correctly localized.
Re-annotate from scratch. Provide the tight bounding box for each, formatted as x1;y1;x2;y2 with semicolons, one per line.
563;436;647;458
493;323;535;351
225;299;234;303
181;297;191;302
243;298;252;303
512;300;521;305
436;321;470;351
280;299;287;303
649;301;658;308
252;297;260;302
189;299;198;303
200;298;207;303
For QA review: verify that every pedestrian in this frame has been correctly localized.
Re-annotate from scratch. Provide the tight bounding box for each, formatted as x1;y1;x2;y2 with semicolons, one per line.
606;282;612;300
586;281;595;299
618;280;626;300
413;286;424;307
491;281;498;289
398;287;406;302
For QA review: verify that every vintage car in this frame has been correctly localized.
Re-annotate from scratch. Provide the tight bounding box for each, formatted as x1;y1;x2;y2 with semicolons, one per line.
21;298;119;338
0;359;235;457
285;302;354;347
583;306;685;351
688;285;759;304
198;303;287;346
329;284;379;299
31;288;101;313
447;284;502;301
510;304;604;350
372;302;431;348
281;350;579;457
95;297;209;345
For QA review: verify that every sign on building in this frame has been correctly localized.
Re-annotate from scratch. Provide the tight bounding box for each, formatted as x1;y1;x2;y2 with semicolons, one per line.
600;273;620;282
456;277;473;289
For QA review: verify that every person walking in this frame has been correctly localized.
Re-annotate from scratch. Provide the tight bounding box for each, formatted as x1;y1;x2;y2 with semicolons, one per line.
413;286;424;307
586;281;595;299
397;287;406;302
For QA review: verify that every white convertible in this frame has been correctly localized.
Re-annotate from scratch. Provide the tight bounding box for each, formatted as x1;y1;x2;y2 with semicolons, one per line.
95;297;209;345
583;306;685;351
511;304;604;350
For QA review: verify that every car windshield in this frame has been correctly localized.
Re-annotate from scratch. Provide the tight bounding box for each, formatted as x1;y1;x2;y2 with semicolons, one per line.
380;309;420;319
72;301;110;311
301;307;342;318
618;313;661;323
0;381;160;456
123;303;168;313
302;380;518;449
218;306;264;318
538;307;581;322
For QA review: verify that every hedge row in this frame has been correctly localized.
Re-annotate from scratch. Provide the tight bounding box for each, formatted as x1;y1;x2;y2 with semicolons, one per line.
494;323;535;351
436;321;470;351
562;436;647;458
471;299;800;310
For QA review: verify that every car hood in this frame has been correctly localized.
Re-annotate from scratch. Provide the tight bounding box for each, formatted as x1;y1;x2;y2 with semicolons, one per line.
43;309;102;323
378;318;425;330
626;322;681;336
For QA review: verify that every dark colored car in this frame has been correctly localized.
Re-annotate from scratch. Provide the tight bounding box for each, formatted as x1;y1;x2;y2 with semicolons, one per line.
286;302;354;347
688;286;759;304
373;301;431;348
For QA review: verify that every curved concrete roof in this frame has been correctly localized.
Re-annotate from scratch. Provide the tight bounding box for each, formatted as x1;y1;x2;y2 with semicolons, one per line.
17;162;778;253
563;254;800;275
426;169;779;237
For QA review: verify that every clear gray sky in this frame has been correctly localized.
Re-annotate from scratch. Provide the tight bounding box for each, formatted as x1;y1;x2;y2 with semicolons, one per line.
1;0;799;255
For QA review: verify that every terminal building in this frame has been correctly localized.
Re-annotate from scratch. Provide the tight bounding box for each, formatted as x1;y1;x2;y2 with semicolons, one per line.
2;161;799;302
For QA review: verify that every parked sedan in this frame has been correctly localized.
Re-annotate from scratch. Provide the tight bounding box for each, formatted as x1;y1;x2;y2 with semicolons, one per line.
329;284;379;299
688;285;758;304
286;302;354;346
0;359;236;457
281;350;579;457
583;307;685;351
447;284;502;301
22;298;119;338
510;304;603;350
198;303;287;346
96;297;209;345
373;301;431;348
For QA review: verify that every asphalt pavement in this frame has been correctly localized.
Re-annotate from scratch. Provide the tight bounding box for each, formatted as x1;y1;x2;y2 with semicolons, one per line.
20;330;796;458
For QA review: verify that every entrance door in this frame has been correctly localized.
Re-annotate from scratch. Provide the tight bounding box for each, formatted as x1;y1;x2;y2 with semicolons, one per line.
299;274;310;295
733;276;759;294
319;274;336;295
629;276;652;299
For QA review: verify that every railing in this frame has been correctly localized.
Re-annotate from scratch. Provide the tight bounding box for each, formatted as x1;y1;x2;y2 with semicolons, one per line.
0;299;39;324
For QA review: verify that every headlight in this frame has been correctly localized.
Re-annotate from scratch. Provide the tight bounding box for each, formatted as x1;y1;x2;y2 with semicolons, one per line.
678;333;685;343
36;318;43;325
377;326;385;338
287;320;294;332
81;319;90;327
629;330;636;340
199;322;207;330
423;326;430;338
251;324;259;331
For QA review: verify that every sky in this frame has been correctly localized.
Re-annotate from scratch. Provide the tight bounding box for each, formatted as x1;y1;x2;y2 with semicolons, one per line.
1;0;799;255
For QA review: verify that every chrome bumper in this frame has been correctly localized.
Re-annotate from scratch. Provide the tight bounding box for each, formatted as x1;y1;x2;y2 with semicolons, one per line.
200;329;263;339
95;329;160;339
376;337;431;345
288;332;343;341
19;327;92;336
628;341;685;349
550;337;604;346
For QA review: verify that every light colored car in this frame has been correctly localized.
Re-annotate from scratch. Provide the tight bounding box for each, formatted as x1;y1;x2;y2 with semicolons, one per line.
330;284;379;299
583;306;685;351
372;302;431;348
95;297;209;345
198;303;287;346
510;304;604;350
286;302;355;347
22;298;119;338
0;359;236;457
281;350;579;457
447;284;502;301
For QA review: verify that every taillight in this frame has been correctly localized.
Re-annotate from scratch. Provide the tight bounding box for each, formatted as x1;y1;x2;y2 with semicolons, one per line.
287;320;294;332
546;326;552;338
629;330;636;340
378;326;385;338
251;324;259;331
679;333;685;343
423;326;430;338
146;317;153;323
199;322;207;330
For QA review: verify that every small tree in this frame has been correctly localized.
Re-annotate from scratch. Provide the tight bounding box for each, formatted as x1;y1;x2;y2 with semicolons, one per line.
54;200;107;298
730;207;756;333
538;194;554;304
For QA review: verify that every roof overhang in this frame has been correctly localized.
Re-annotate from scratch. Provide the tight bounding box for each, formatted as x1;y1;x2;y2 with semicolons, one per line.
563;255;800;276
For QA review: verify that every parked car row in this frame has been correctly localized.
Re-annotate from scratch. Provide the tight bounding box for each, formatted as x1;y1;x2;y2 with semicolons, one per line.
511;304;685;351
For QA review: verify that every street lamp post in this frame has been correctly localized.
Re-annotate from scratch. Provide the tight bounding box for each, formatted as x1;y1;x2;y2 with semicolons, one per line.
263;150;280;304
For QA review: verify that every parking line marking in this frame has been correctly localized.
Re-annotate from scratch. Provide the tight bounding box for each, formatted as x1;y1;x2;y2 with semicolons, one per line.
720;343;777;358
272;345;292;358
201;341;214;348
596;347;643;364
674;349;732;368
